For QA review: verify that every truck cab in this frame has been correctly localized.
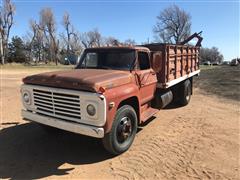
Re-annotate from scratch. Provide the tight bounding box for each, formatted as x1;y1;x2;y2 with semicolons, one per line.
21;44;200;155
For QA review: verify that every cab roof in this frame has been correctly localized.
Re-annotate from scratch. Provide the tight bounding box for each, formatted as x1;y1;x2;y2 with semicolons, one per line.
85;46;150;52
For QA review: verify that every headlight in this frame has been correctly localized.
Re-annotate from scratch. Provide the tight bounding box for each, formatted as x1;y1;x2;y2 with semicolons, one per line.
23;91;31;104
86;104;96;116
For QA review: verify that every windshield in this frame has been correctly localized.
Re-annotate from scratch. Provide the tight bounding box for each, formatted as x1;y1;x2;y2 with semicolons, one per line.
76;49;136;70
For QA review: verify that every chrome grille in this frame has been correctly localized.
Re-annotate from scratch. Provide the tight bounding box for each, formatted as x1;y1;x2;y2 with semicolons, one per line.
33;89;81;122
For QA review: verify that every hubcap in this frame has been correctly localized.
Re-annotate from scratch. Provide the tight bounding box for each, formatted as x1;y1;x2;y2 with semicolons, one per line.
117;117;132;143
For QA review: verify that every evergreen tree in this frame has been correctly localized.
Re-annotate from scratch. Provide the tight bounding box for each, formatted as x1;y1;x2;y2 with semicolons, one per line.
8;36;27;63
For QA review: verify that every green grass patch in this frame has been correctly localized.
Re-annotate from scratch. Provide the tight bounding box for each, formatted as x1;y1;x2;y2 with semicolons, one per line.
199;65;220;70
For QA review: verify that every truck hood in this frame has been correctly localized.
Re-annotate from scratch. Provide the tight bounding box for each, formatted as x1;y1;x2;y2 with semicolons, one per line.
23;69;133;92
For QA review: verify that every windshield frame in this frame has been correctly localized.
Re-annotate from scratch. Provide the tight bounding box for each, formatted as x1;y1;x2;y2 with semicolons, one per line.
75;48;137;71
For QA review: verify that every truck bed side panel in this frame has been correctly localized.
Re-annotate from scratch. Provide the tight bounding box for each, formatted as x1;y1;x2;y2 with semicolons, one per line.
144;44;200;88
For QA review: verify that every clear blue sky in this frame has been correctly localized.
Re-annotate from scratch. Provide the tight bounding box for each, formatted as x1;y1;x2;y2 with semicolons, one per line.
7;0;240;61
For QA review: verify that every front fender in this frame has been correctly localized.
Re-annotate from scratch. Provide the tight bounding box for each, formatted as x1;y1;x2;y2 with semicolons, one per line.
103;83;140;133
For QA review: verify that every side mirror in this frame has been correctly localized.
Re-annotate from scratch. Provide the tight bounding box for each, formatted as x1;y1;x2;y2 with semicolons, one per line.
152;52;162;72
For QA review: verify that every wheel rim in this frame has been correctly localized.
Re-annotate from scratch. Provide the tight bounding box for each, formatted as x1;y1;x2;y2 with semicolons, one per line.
116;117;133;144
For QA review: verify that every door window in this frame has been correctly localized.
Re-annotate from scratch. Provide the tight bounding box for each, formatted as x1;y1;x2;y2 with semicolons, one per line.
138;52;150;70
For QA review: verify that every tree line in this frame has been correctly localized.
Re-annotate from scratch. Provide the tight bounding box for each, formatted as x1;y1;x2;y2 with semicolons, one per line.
0;0;224;65
199;47;224;63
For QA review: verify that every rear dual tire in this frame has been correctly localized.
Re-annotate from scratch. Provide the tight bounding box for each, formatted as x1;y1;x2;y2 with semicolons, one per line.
179;79;192;106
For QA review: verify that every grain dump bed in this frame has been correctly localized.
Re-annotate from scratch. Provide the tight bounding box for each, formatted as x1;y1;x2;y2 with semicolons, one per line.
143;43;200;89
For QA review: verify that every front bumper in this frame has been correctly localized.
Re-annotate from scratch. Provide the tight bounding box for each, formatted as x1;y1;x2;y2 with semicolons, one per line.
22;110;104;138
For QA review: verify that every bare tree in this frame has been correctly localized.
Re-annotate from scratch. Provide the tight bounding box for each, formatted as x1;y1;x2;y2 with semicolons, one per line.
153;5;191;44
61;12;82;56
26;20;37;62
81;28;102;48
123;38;136;46
200;47;224;63
28;19;46;63
69;32;82;55
104;37;136;47
39;7;59;65
62;12;77;56
0;0;15;64
103;36;121;47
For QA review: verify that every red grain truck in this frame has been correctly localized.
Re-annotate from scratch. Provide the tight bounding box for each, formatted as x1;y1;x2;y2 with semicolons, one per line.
21;32;202;154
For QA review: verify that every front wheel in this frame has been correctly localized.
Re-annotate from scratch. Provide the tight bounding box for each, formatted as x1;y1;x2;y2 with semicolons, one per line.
102;105;138;155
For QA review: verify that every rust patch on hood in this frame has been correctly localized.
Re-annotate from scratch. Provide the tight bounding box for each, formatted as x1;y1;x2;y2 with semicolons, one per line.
23;69;133;92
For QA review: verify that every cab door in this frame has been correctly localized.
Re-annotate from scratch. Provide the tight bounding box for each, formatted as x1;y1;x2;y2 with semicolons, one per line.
135;51;158;105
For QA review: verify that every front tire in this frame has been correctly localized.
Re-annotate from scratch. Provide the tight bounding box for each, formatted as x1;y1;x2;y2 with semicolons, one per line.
102;105;138;155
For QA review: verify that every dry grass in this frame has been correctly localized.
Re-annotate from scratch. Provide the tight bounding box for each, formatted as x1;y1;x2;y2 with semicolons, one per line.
1;63;74;72
195;65;240;101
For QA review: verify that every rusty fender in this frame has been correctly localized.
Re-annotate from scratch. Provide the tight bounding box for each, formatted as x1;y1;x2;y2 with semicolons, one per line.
103;83;140;133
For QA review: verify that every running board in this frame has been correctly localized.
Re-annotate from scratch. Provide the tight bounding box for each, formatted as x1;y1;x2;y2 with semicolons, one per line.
140;107;159;123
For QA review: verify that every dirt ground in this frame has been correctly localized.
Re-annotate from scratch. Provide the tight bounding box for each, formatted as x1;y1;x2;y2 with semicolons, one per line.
0;65;239;180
